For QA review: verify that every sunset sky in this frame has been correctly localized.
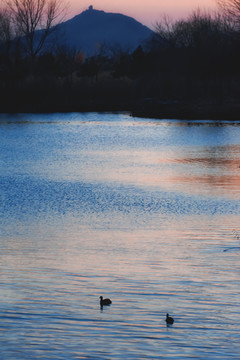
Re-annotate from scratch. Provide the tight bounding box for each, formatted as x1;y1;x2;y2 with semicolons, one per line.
69;0;217;28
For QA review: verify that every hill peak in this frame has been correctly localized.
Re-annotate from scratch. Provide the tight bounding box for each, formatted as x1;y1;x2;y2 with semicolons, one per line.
54;7;154;56
81;5;105;16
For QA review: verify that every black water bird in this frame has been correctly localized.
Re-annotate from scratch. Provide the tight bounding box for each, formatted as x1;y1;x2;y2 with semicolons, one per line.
100;296;112;307
165;313;174;325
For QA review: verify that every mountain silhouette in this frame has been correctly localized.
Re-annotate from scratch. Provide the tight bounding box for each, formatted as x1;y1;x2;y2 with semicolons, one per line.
51;6;154;56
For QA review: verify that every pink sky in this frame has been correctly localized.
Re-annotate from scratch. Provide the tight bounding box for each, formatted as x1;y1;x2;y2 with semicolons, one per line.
68;0;217;28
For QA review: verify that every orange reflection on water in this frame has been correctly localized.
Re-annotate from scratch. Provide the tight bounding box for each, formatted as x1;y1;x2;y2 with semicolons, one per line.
173;145;240;169
92;144;240;200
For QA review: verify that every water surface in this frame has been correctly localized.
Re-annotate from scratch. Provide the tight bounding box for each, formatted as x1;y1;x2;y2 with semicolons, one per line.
0;113;240;359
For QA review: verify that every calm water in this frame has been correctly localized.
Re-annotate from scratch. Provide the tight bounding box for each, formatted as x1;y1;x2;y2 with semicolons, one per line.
0;113;240;359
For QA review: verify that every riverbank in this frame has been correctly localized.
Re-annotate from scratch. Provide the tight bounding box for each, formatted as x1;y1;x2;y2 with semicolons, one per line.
1;96;239;121
1;79;239;120
131;99;240;121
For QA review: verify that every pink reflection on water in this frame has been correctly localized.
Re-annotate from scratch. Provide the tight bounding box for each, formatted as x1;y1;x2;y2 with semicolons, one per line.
85;144;240;199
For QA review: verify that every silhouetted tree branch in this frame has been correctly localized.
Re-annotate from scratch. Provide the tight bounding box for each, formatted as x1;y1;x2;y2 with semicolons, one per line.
0;9;10;41
218;0;240;30
155;10;231;49
7;0;67;62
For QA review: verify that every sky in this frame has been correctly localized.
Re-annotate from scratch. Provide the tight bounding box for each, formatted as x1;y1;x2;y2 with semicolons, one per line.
68;0;217;28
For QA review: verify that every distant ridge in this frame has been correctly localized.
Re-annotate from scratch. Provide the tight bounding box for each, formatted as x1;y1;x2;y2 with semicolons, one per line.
50;6;154;56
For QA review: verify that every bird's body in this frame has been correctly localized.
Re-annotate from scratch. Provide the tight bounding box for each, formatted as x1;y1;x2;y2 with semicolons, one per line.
165;313;174;325
100;296;112;307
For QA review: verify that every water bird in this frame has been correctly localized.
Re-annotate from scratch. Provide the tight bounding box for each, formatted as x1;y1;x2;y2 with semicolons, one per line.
165;313;174;325
100;296;112;307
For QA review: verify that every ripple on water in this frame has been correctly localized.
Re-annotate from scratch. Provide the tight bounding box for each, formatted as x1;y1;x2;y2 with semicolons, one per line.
0;114;240;359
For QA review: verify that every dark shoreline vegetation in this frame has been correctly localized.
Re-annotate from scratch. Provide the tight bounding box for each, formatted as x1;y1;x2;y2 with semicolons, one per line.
0;2;240;120
2;90;240;121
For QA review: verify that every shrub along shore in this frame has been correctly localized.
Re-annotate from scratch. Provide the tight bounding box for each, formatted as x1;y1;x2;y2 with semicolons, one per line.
2;99;240;121
2;79;239;120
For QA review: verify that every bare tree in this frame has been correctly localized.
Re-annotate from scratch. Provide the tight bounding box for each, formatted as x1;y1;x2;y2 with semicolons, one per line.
0;7;12;44
155;14;179;47
155;9;231;49
218;0;240;29
7;0;67;62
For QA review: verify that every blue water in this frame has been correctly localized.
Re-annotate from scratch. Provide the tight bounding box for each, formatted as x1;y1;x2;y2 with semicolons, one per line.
0;113;240;359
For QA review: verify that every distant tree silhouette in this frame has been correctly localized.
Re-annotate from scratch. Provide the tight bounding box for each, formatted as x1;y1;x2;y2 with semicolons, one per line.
7;0;66;63
155;14;179;48
218;0;240;30
0;3;239;113
0;8;12;44
0;8;13;89
155;10;230;49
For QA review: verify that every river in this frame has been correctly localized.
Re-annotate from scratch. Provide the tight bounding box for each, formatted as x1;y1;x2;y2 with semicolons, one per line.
0;112;240;359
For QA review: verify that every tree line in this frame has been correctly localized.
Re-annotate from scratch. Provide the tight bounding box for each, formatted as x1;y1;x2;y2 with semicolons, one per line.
0;0;240;116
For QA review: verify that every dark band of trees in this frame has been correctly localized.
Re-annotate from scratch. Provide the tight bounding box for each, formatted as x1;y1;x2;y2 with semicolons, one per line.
0;0;239;118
